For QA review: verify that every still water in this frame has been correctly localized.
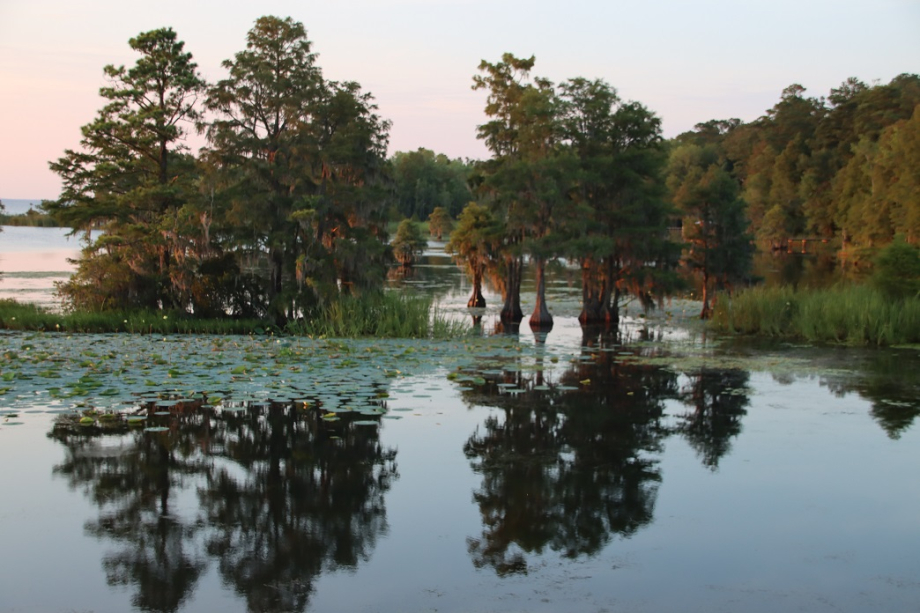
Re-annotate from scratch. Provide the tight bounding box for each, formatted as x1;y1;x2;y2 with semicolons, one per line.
0;226;84;310
0;229;918;612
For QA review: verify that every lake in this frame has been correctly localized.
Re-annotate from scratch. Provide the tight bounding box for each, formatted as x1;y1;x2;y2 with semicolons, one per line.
1;227;918;612
0;225;85;310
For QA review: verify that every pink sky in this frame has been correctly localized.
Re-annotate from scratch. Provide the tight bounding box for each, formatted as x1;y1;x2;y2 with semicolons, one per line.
2;0;918;200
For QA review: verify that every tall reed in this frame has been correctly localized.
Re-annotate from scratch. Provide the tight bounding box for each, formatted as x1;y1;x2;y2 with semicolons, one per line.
712;285;920;346
286;292;467;339
0;293;468;339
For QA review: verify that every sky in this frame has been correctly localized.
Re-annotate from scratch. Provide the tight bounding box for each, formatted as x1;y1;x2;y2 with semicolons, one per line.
1;0;918;200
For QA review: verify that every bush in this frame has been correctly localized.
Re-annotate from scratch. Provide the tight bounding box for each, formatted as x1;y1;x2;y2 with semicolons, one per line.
872;238;920;300
391;219;427;267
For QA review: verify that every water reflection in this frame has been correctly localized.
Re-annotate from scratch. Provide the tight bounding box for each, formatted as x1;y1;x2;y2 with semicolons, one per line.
817;349;920;439
676;369;750;470
49;401;397;613
51;409;210;612
454;330;764;576
460;343;679;574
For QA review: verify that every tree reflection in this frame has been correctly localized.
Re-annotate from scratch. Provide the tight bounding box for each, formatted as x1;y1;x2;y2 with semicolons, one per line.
676;369;751;470
49;400;397;613
50;408;211;613
822;350;920;439
462;347;676;574
772;348;920;439
200;403;397;613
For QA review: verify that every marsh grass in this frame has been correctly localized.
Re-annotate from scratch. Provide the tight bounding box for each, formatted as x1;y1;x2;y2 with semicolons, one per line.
0;292;467;339
286;292;467;338
712;285;920;346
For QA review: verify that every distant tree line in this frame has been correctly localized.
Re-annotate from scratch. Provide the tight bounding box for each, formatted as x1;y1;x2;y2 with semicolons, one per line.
0;200;59;227
389;149;472;220
672;75;920;252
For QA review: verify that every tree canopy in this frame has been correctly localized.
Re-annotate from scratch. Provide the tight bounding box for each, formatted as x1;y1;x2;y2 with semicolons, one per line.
677;74;920;254
470;54;676;328
47;27;208;311
48;18;392;321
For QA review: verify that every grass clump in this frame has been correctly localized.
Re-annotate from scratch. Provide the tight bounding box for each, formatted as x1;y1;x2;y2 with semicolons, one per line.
286;292;467;339
712;284;920;346
0;300;267;335
0;292;468;339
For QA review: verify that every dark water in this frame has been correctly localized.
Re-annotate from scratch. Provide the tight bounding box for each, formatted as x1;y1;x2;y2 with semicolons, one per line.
1;247;919;613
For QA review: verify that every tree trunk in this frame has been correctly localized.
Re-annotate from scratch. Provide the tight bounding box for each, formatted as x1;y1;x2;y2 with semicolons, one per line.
578;259;607;325
529;257;553;330
609;283;621;327
500;257;523;323
270;247;286;325
606;258;620;327
467;268;486;308
700;273;712;319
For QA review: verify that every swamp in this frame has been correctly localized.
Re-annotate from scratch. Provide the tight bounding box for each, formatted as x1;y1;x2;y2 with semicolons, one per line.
0;228;919;612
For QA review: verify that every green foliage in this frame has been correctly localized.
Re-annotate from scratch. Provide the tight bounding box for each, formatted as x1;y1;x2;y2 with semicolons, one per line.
0;199;59;227
282;292;467;338
0;299;264;335
557;78;675;323
712;285;920;346
204;16;392;323
446;202;501;307
46;17;394;324
676;74;920;258
668;145;754;318
0;207;60;227
47;28;207;312
470;55;677;326
390;149;472;219
427;206;453;240
872;238;920;299
391;219;427;267
472;53;551;323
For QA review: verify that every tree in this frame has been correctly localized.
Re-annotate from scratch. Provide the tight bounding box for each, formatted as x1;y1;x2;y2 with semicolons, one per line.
669;145;754;318
446;202;500;308
391;219;427;267
473;53;565;328
677;369;750;470
204;16;391;323
427;206;453;240
47;28;207;311
557;78;675;325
